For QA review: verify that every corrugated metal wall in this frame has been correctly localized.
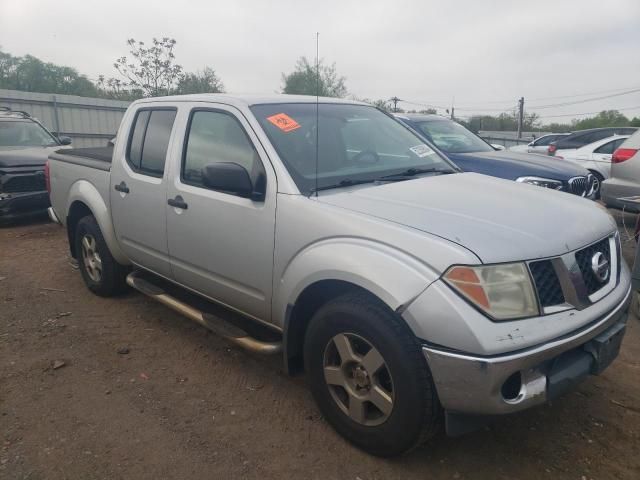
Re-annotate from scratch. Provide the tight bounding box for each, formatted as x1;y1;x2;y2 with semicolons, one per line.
0;89;130;148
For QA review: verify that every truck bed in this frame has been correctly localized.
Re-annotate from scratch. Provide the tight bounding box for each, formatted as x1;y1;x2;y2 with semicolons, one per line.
49;145;113;171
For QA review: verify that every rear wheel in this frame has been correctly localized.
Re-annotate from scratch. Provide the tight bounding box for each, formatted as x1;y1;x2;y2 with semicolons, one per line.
74;215;128;296
304;292;441;457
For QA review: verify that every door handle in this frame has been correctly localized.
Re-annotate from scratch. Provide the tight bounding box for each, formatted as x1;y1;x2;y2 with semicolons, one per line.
167;195;188;210
114;181;130;194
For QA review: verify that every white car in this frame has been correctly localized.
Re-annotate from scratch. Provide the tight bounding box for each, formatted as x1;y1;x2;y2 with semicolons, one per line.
509;133;570;154
559;135;630;193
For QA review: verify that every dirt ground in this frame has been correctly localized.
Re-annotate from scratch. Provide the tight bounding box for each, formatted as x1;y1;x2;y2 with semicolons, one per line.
1;211;639;480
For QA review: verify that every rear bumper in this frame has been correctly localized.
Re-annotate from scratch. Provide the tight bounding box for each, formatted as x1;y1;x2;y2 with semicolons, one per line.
0;190;50;223
423;284;631;416
602;178;640;211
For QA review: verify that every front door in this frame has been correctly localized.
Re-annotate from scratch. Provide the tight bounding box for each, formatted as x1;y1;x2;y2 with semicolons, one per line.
166;106;276;322
110;107;177;278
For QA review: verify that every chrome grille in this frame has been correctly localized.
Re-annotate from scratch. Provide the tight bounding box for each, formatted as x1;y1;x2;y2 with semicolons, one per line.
575;237;611;295
569;174;593;197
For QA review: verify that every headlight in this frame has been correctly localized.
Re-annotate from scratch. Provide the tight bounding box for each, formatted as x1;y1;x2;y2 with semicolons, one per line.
443;263;539;320
515;176;563;190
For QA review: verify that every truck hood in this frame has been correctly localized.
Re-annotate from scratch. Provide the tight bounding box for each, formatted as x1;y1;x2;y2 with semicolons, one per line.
317;172;616;263
0;146;65;168
447;150;588;180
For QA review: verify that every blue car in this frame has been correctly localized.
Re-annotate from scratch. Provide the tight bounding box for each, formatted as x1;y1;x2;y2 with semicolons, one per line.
395;113;597;198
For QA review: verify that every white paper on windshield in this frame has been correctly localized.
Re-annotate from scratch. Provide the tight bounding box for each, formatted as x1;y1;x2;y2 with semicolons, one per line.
409;144;434;157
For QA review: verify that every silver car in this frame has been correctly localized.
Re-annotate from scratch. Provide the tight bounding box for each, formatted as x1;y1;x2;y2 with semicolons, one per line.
47;95;631;457
602;129;640;211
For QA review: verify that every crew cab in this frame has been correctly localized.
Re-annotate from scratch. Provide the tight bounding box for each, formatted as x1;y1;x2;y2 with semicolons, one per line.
0;108;71;223
47;95;631;456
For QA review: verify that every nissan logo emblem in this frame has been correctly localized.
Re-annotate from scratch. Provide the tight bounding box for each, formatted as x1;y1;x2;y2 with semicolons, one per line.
591;252;610;283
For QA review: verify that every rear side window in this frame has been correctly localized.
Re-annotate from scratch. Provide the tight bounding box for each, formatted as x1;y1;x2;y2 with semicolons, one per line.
127;109;176;176
595;138;626;155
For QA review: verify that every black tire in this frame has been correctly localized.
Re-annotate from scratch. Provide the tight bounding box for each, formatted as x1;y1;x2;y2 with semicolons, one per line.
590;171;604;200
74;215;128;297
304;292;441;457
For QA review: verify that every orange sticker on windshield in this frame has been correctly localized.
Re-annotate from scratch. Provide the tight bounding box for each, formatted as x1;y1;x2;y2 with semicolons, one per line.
266;113;301;132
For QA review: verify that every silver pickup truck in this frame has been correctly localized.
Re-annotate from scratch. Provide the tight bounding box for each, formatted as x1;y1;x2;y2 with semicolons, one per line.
47;94;631;457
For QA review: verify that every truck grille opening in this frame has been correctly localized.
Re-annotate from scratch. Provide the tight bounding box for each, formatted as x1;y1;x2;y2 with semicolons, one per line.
529;260;564;307
1;174;46;193
575;238;611;295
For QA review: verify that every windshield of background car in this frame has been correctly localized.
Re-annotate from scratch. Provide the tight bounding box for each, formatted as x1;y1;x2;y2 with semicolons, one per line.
414;119;494;154
250;103;456;193
0;120;58;147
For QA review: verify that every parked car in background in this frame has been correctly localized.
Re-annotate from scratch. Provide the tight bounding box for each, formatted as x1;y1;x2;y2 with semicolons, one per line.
602;129;640;211
558;135;629;197
48;94;630;456
548;127;637;157
509;133;570;154
0;108;72;224
396;113;597;198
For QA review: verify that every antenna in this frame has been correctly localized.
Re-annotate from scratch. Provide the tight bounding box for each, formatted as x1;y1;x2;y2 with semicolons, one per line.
315;31;320;197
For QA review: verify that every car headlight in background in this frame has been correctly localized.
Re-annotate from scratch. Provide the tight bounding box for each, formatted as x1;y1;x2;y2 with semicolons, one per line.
515;176;563;190
443;263;539;320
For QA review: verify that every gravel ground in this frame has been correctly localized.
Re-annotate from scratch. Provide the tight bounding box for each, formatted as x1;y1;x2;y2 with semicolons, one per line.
1;210;639;480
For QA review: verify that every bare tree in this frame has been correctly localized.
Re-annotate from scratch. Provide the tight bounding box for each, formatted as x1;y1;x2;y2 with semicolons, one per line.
112;38;184;97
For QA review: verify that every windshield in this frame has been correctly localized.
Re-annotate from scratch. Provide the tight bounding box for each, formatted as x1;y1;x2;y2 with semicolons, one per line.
251;103;456;193
0;120;58;147
413;119;494;154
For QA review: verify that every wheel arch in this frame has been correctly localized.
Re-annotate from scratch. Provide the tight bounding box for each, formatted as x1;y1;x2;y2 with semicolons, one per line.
65;180;129;265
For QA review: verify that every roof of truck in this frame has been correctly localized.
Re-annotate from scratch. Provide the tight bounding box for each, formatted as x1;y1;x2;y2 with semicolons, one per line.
134;93;368;107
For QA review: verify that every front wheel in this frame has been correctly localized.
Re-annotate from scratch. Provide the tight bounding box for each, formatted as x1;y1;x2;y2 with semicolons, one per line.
304;292;441;457
74;215;128;296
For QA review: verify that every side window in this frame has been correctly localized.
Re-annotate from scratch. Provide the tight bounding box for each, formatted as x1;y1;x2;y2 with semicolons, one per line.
534;136;553;146
182;110;261;191
595;139;616;155
126;109;176;176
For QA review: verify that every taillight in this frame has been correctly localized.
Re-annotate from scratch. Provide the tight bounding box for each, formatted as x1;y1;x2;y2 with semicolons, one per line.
44;159;51;194
612;148;638;164
548;144;557;155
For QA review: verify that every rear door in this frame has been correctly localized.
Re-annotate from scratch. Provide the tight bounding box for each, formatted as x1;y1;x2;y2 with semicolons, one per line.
110;107;177;278
165;105;277;321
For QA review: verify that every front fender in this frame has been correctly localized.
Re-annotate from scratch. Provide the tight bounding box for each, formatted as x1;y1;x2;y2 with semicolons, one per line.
274;237;441;325
67;179;129;265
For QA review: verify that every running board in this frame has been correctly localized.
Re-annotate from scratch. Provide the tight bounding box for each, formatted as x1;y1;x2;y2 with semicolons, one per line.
126;271;282;355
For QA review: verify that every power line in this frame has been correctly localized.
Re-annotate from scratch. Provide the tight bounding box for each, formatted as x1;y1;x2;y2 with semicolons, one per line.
527;88;640;109
536;105;640;119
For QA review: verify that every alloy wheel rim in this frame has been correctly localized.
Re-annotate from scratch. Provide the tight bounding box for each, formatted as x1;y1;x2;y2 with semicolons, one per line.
323;332;394;426
81;234;102;283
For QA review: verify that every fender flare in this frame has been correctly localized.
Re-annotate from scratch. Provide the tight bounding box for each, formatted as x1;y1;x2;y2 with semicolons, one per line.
67;179;130;265
274;237;441;325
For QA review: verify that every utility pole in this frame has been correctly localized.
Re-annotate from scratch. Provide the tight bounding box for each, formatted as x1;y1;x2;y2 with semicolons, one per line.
390;96;400;112
450;97;455;120
517;96;525;139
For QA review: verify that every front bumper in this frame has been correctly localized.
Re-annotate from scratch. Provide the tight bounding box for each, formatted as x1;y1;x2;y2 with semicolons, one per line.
0;190;50;223
422;284;631;416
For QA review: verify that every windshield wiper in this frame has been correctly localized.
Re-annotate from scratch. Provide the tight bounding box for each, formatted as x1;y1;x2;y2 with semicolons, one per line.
377;167;457;181
309;178;377;194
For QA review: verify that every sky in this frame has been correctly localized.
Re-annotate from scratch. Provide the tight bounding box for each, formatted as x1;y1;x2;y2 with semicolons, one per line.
1;0;640;122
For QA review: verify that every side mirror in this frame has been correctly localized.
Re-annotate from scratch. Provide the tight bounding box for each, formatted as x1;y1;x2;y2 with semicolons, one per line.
58;135;72;145
108;137;116;146
491;143;505;151
201;162;265;201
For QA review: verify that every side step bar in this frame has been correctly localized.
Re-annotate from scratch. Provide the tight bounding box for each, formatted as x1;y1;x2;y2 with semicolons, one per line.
126;271;282;355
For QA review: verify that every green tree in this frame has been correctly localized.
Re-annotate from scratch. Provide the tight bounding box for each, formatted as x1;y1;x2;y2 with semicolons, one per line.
281;57;347;97
176;67;224;94
573;110;630;130
0;48;99;96
630;117;640;127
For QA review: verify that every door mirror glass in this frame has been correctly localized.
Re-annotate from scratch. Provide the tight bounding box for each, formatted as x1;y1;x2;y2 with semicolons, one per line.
57;135;72;145
201;162;263;200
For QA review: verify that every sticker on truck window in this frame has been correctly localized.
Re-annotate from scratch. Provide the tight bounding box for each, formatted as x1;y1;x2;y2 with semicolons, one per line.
409;144;434;157
266;113;301;132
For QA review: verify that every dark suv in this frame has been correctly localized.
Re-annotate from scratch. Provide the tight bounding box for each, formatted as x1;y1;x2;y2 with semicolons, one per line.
548;127;637;156
0;109;71;223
